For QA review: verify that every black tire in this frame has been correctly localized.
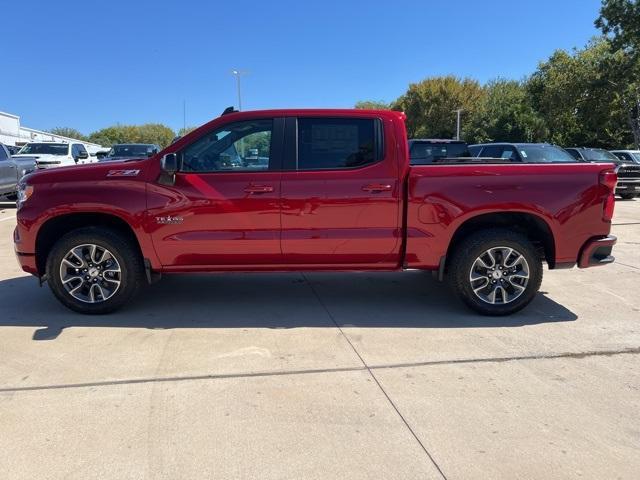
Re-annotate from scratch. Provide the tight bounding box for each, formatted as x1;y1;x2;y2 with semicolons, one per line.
447;228;543;316
619;193;636;200
5;193;17;201
46;227;144;314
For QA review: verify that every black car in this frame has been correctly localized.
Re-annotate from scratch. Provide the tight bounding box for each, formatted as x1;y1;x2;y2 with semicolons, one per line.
408;139;471;164
565;147;640;200
469;143;578;163
101;143;161;162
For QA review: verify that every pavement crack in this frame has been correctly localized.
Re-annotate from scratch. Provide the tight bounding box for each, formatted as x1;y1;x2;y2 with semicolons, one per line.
302;273;449;480
0;348;638;395
615;261;639;270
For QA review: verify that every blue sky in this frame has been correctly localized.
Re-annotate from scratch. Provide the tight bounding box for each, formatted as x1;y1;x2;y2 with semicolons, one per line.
3;0;603;134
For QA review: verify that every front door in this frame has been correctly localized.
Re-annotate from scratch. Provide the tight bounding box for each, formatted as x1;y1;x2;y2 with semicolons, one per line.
147;117;283;269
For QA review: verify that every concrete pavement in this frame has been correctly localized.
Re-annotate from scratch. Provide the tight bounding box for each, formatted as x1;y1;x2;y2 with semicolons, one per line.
0;199;638;479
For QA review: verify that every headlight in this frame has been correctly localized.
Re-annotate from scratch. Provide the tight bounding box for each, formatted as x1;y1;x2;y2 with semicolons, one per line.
17;183;34;209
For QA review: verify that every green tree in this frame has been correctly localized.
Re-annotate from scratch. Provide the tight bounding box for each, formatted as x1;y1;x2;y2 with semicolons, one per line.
178;126;198;136
466;79;547;143
87;124;176;148
354;100;392;110
49;127;88;141
527;39;632;147
596;0;640;147
136;124;176;147
392;76;485;139
596;0;640;55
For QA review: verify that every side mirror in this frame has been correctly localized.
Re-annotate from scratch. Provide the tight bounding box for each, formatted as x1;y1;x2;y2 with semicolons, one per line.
159;153;179;186
161;153;178;175
147;150;157;157
77;151;89;160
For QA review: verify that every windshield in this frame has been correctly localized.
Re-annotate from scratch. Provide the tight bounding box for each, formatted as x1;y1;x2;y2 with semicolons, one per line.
410;142;470;164
631;152;640;164
518;145;577;163
108;145;156;158
582;149;621;163
18;143;68;155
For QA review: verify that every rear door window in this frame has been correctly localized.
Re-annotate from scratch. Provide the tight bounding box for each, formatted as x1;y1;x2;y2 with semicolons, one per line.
297;118;379;170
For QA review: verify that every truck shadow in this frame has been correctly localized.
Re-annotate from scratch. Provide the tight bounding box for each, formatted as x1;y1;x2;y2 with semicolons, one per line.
0;271;577;341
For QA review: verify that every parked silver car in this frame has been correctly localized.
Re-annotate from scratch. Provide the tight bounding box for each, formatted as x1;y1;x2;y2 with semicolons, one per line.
0;143;36;199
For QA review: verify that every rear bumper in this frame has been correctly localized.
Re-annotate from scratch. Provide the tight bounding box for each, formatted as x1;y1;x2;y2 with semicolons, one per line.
578;235;616;268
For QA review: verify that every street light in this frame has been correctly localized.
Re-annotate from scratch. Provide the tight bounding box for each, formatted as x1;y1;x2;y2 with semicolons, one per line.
453;108;463;140
231;69;248;111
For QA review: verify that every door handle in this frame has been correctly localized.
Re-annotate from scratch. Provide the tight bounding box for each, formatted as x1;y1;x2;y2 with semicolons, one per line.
244;184;274;194
362;183;392;193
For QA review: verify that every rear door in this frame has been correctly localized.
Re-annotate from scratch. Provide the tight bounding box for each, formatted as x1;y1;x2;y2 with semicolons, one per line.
147;117;284;268
280;115;402;267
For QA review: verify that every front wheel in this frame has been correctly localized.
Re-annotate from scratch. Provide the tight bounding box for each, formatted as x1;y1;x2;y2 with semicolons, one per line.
447;229;543;316
46;227;144;314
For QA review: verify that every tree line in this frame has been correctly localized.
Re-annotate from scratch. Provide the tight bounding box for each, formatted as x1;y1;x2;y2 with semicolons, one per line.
356;0;640;149
49;125;197;149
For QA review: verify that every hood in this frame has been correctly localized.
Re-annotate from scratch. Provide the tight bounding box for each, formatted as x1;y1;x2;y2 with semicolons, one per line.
25;157;154;185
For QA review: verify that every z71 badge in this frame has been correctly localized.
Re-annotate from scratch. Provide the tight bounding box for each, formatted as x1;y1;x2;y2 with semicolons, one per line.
155;216;184;225
107;169;141;177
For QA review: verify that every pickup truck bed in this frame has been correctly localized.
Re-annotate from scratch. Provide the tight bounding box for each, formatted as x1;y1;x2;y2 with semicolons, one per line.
14;109;617;316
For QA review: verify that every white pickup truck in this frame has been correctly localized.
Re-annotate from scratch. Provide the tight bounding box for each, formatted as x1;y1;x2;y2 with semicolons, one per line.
12;142;95;169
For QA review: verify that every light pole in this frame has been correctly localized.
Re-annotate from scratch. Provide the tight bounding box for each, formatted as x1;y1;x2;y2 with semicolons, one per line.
231;69;248;111
453;108;463;140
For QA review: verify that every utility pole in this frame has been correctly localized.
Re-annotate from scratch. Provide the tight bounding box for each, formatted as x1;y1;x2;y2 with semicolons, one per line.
231;69;248;111
453;108;463;140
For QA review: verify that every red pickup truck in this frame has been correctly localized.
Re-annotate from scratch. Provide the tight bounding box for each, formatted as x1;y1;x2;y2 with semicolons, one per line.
14;109;618;315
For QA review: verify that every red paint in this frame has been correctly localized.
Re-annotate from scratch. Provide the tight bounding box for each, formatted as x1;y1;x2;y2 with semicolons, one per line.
15;109;617;277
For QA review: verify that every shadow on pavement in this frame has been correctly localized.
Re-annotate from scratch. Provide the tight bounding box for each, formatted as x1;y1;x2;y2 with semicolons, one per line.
0;271;577;340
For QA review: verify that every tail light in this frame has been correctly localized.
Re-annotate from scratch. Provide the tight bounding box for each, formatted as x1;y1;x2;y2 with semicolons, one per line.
600;169;617;222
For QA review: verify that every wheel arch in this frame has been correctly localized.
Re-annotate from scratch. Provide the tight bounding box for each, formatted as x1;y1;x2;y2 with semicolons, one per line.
445;211;557;272
35;212;143;276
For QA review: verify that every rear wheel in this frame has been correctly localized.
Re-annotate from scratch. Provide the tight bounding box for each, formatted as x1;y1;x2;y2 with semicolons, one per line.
448;229;543;315
46;227;144;314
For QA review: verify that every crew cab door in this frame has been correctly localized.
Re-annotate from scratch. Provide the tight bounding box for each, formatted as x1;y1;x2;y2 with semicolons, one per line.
147;117;284;268
280;116;402;267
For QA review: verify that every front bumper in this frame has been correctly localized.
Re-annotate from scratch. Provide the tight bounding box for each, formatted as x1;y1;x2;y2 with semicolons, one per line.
578;235;616;268
14;226;38;276
616;179;640;194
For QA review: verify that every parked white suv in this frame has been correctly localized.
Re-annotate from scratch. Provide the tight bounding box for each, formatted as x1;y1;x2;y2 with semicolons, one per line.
13;142;94;169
